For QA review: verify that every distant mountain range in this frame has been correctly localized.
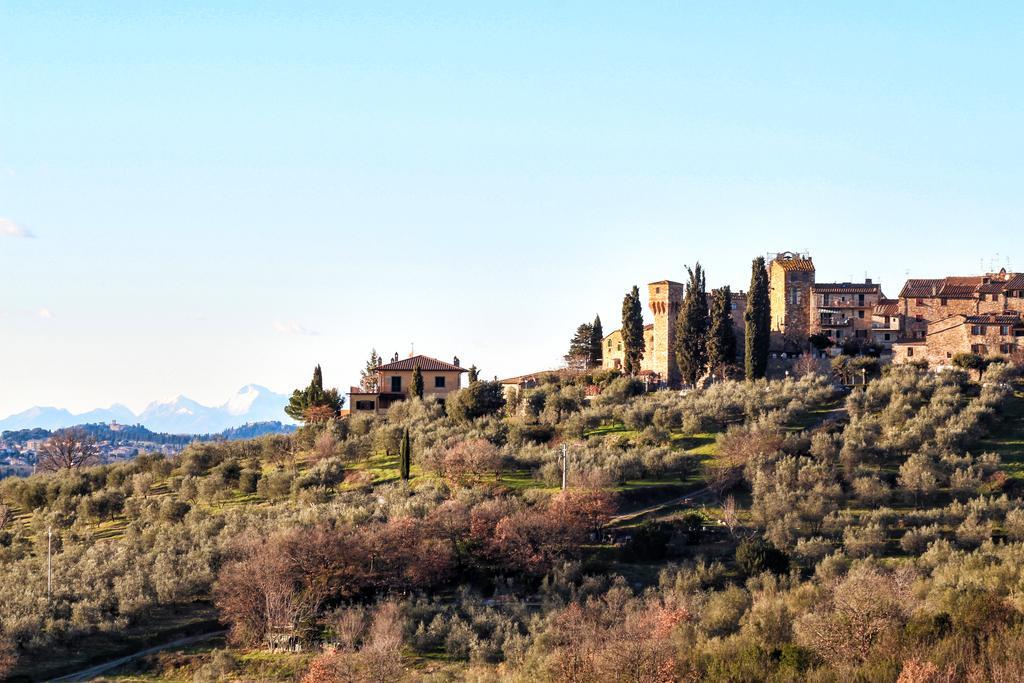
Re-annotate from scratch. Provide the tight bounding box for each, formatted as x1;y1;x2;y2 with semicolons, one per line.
0;385;296;434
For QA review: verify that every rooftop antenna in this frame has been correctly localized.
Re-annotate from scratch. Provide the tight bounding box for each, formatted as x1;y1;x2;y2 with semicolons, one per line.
410;342;415;357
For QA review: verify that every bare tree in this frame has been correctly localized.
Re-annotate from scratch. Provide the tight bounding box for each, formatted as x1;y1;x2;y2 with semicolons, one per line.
0;503;12;530
37;427;99;472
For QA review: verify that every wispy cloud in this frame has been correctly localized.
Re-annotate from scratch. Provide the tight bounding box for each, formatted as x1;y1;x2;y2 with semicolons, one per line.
37;308;54;319
272;321;318;336
0;218;34;238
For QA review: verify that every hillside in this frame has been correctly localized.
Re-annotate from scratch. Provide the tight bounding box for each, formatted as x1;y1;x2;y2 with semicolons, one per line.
1;364;1023;682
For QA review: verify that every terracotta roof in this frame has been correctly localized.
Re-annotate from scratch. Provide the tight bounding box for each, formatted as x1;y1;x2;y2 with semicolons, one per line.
963;313;1023;325
498;370;560;385
375;355;467;372
874;299;900;316
772;256;815;271
812;282;881;295
937;277;985;298
1004;274;1024;290
900;279;943;298
648;280;684;286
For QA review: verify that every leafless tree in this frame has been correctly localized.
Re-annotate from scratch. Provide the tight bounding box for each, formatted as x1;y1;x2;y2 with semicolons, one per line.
37;427;99;472
0;503;12;530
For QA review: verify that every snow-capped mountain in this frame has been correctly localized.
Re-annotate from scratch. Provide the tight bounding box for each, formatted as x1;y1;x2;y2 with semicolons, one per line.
0;386;294;434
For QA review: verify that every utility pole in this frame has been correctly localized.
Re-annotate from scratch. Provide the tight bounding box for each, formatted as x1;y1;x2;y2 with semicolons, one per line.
47;526;52;601
559;444;568;490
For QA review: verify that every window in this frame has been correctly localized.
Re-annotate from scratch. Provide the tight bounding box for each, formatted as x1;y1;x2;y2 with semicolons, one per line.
1001;343;1014;354
855;329;867;339
355;400;375;411
390;376;402;392
858;294;865;306
617;342;622;351
884;333;891;341
947;352;952;359
907;347;914;357
941;298;948;306
434;376;446;388
1001;325;1011;335
822;293;831;306
858;310;865;319
916;298;924;305
972;344;988;354
971;325;984;335
836;330;843;339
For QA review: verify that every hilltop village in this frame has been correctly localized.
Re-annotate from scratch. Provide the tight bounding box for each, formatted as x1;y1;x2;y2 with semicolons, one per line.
532;251;1023;391
342;251;1024;415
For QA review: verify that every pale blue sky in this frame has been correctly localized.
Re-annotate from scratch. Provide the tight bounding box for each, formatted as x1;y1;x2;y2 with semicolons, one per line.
1;2;1022;416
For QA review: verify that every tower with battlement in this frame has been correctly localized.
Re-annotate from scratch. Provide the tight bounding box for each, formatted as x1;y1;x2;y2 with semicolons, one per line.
768;251;815;351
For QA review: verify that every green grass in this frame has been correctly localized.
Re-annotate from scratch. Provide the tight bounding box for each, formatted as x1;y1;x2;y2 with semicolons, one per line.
980;383;1024;479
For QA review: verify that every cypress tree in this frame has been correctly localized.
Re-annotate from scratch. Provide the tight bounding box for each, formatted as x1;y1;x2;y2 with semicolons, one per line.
399;428;411;480
707;286;738;379
745;257;771;380
410;364;424;399
312;364;323;392
675;264;710;386
468;365;479;383
622;286;645;375
590;315;604;368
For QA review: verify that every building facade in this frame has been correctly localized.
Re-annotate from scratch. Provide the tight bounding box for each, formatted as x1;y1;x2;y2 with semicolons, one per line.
768;252;815;352
808;280;883;351
893;312;1023;366
349;354;467;414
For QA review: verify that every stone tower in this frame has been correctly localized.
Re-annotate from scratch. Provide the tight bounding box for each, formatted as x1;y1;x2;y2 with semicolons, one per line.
648;280;685;385
768;252;815;351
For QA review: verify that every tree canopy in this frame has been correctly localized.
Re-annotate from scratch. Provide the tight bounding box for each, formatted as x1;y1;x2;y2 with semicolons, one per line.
285;365;344;423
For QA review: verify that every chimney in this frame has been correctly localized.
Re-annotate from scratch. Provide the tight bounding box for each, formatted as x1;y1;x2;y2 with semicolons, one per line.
453;356;460;367
865;278;872;285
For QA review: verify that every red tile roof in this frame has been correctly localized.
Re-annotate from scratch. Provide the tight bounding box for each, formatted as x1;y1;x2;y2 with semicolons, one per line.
963;313;1023;325
375;355;467;372
772;256;815;271
874;299;900;316
812;282;881;295
900;279;943;298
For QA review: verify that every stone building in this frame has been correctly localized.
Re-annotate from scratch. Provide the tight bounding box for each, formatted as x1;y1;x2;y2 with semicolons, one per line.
348;354;467;414
808;280;884;351
893;312;1023;366
768;252;815;352
872;299;901;351
897;270;1024;340
601;280;745;385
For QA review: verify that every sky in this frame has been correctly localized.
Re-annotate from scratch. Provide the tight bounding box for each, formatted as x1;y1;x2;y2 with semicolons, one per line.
1;2;1022;416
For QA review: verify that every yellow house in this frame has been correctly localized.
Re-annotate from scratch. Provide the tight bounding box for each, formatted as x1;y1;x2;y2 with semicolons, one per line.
349;354;467;414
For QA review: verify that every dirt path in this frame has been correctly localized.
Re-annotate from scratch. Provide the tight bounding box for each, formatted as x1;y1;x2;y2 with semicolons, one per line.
50;631;226;682
608;485;715;527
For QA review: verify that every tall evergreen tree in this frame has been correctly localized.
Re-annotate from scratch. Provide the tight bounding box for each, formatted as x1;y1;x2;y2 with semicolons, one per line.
565;322;594;370
675;264;710;386
285;365;344;422
359;349;381;392
468;365;479;383
745;257;771;380
590;315;604;368
399;428;411;480
707;286;738;379
410;365;424;399
621;286;646;375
